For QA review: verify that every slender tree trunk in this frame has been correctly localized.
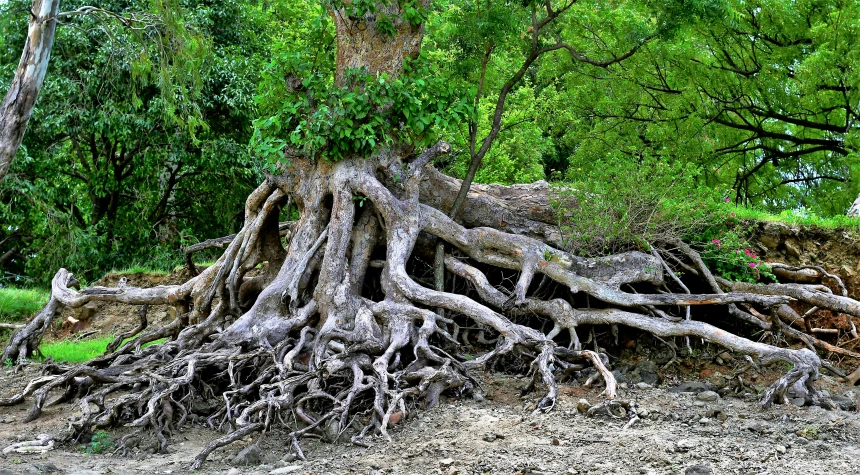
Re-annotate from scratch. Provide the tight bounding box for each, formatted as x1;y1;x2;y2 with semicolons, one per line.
0;0;60;182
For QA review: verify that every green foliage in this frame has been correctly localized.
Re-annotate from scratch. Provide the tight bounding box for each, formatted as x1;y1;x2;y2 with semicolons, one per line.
252;54;474;164
730;206;860;230
552;155;720;256
698;229;776;283
80;430;116;454
0;0;269;285
0;287;50;321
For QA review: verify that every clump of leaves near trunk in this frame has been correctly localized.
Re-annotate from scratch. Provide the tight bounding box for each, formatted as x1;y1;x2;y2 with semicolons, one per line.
251;53;474;165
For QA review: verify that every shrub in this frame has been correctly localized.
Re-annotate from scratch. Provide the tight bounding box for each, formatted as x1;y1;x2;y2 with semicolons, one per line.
552;155;720;256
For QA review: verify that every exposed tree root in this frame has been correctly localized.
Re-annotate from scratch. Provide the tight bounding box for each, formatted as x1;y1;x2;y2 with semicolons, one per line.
2;151;858;468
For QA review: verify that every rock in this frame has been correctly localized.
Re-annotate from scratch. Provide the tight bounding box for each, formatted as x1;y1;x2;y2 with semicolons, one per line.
226;470;241;475
612;369;630;384
790;397;806;407
699;417;710;424
675;439;697;452
638;408;650;418
0;469;13;475
66;472;105;475
685;464;713;475
389;411;404;424
635;382;652;390
784;240;802;258
696;391;720;402
440;458;454;466
233;444;263;466
634;360;660;385
759;235;779;249
75;302;99;321
669;382;714;394
269;467;303;474
776;445;786;454
831;395;856;411
710;372;729;388
31;463;60;473
191;399;217;415
699;368;713;378
576;399;592;414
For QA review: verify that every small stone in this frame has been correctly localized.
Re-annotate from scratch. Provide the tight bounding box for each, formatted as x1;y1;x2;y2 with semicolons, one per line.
676;439;696;452
482;433;498;442
685;463;713;475
638;408;650;418
790;397;806;407
696;391;720;402
227;469;240;475
699;417;710;424
669;382;713;394
576;399;591;414
440;458;454;466
551;438;560;446
31;463;60;473
776;445;786;454
635;382;652;390
389;411;404;424
269;466;303;475
634;360;660;385
699;368;713;378
233;444;263;466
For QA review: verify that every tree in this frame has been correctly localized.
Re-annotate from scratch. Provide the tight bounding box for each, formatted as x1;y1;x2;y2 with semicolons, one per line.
562;0;860;214
0;0;262;283
3;1;858;469
0;0;206;183
0;0;59;182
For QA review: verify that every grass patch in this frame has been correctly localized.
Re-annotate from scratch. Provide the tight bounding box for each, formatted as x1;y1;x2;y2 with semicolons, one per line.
109;263;170;275
730;205;860;230
39;336;166;363
0;287;50;322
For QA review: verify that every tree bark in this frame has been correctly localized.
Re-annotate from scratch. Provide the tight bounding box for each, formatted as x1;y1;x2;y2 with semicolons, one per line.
0;0;60;182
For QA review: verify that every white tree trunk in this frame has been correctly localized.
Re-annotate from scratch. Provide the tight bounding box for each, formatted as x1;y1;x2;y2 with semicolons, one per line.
847;193;860;217
0;0;60;182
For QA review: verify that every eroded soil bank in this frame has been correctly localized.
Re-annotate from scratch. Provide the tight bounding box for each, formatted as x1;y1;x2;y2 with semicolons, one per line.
0;367;857;475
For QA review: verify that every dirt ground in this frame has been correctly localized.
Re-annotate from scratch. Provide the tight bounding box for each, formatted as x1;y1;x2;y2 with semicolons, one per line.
0;365;857;475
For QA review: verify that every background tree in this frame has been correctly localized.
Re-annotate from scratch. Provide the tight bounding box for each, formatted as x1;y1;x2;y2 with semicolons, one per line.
0;0;267;284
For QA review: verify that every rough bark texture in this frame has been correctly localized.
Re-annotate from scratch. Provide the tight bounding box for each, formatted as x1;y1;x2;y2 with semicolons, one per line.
0;0;59;182
2;3;858;469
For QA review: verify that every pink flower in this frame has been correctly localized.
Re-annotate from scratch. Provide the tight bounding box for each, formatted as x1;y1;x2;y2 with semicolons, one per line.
724;197;730;203
731;212;736;217
749;262;756;268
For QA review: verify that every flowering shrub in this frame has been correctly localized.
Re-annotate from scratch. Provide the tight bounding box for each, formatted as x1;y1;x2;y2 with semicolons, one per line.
700;230;775;283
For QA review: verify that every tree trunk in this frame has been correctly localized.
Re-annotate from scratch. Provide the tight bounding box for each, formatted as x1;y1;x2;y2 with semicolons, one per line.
2;2;855;469
0;0;60;182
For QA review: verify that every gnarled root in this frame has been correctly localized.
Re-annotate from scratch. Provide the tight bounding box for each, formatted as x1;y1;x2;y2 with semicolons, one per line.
2;151;856;468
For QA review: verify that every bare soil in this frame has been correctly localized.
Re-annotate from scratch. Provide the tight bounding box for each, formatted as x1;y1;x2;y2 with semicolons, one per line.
0;364;857;475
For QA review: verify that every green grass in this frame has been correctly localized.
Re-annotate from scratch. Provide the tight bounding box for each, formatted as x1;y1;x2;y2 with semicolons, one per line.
0;287;50;322
39;336;166;363
730;205;860;230
109;264;170;275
